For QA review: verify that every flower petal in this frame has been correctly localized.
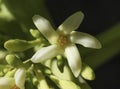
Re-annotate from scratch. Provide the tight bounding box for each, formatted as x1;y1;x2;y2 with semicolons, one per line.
70;31;102;49
65;44;82;77
58;11;84;34
15;68;26;89
33;15;58;44
31;45;62;63
0;77;15;89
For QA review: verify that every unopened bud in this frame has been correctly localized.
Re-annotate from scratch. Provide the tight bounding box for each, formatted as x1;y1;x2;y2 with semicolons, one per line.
81;63;95;80
30;29;41;38
4;39;40;52
6;54;23;68
50;75;80;89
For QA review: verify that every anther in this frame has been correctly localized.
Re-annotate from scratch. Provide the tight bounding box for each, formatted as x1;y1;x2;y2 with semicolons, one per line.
58;35;69;46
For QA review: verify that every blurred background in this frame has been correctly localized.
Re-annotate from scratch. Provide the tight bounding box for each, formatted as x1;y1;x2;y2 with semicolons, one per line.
46;0;120;89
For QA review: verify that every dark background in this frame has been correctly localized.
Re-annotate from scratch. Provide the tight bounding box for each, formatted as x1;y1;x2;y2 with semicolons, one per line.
46;0;120;89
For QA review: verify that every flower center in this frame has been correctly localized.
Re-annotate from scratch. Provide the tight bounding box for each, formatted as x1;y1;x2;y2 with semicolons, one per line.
10;85;20;89
57;35;69;47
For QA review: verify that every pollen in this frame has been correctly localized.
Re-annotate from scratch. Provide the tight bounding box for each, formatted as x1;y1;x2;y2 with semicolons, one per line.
58;35;69;47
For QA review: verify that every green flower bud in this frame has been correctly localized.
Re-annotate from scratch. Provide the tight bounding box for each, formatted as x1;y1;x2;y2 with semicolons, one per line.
3;68;9;74
35;63;52;75
25;78;35;89
6;54;23;68
0;65;9;75
50;75;81;89
34;70;49;89
81;63;95;80
4;39;40;52
30;29;41;38
5;69;16;77
38;78;49;89
32;77;38;86
51;59;74;80
0;50;8;60
57;55;65;73
0;72;4;77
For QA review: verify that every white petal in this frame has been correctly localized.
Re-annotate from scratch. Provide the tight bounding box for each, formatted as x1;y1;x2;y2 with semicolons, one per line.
0;77;15;89
65;44;82;77
15;68;26;89
31;45;62;63
70;31;102;49
58;11;84;34
33;15;59;44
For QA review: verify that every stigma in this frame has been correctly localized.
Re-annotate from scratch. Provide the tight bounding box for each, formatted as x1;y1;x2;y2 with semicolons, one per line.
57;35;69;47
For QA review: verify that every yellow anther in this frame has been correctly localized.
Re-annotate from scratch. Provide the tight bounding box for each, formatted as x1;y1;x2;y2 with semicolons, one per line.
58;35;69;46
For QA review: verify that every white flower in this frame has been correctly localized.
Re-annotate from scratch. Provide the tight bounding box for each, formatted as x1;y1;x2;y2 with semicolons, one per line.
14;68;26;89
0;77;15;89
31;11;101;77
0;68;26;89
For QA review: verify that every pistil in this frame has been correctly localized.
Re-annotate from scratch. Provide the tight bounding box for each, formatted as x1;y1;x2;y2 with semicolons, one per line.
58;35;69;47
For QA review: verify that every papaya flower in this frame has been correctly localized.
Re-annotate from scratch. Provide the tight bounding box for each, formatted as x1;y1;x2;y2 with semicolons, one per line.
0;68;26;89
31;11;101;77
14;68;26;89
0;77;15;89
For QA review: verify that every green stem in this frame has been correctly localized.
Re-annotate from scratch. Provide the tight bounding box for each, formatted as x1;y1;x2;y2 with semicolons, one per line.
34;67;49;89
28;39;41;47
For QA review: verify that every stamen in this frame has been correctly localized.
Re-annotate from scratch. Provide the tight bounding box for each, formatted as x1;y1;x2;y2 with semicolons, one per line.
58;35;69;46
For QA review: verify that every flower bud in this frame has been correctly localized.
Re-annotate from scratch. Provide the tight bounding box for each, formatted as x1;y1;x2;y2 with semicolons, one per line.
0;72;4;77
15;68;26;89
30;29;41;38
6;54;23;68
5;69;16;77
51;59;74;80
57;55;65;72
0;77;15;89
50;75;80;89
81;63;95;80
4;39;40;52
25;78;34;89
0;50;8;61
